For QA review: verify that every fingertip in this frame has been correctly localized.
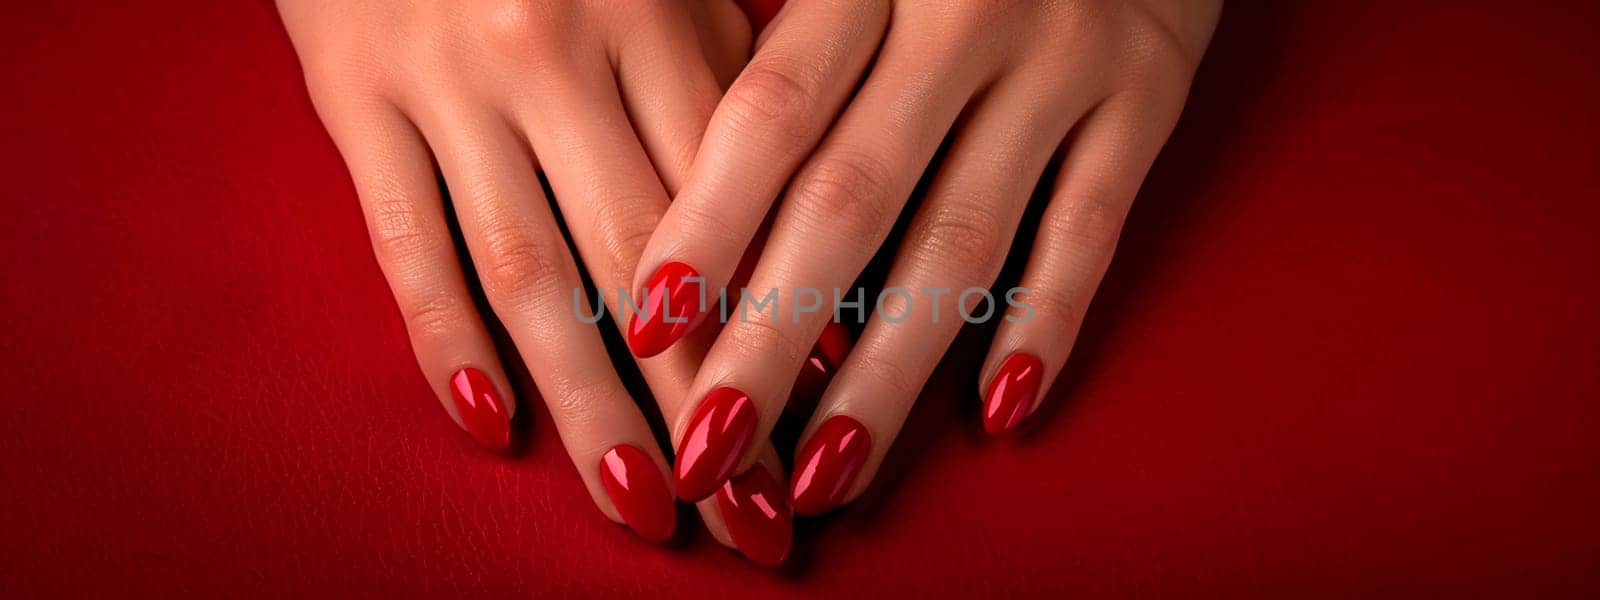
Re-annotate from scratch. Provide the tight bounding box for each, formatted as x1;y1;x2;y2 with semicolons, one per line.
715;464;792;567
448;367;513;452
627;261;706;358
599;444;678;543
980;352;1043;436
790;414;871;515
673;387;759;502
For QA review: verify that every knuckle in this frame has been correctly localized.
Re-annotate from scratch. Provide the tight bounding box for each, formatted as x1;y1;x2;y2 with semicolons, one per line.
587;194;662;284
1051;192;1128;255
957;0;1011;21
366;199;444;269
477;223;566;304
850;352;924;405
787;152;897;243
676;198;741;242
723;318;807;367
668;200;747;263
1123;3;1206;71
1120;42;1193;94
547;374;616;433
662;126;708;189
1020;286;1088;336
1022;2;1113;67
1110;12;1201;94
398;291;471;342
940;1;1024;42
913;199;1010;282
476;0;569;56
721;59;819;140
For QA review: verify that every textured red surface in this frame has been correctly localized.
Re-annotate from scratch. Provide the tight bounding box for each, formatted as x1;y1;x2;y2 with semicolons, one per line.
3;1;1598;596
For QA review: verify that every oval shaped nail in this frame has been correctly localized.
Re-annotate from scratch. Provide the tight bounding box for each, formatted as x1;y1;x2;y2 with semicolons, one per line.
449;367;510;451
791;415;872;515
674;387;758;501
627;261;705;358
716;465;792;567
599;445;676;543
983;353;1043;435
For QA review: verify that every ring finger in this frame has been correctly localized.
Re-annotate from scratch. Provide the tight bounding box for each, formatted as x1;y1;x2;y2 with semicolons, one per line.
406;93;678;543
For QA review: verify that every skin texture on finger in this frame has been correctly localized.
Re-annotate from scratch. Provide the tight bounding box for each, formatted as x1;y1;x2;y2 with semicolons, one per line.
748;0;790;52
494;53;787;554
980;93;1189;434
282;0;790;556
312;95;516;452
611;2;735;196
407;99;678;541
688;0;755;89
500;51;695;406
492;44;707;362
789;76;1091;512
626;0;892;357
672;16;1001;499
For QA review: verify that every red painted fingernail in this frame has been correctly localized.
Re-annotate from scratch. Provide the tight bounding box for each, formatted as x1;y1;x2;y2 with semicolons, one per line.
674;387;758;501
789;323;854;414
599;445;676;543
716;465;792;567
449;368;511;451
983;353;1044;435
791;415;871;515
627;261;705;358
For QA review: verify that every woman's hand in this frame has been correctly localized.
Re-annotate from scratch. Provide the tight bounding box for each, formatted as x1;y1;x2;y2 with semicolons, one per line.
278;0;806;560
629;0;1221;508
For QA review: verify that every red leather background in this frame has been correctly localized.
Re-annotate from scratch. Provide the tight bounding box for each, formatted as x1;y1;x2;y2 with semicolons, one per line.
3;1;1598;596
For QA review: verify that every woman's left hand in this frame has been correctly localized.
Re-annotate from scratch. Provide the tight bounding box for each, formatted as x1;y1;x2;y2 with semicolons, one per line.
628;0;1222;509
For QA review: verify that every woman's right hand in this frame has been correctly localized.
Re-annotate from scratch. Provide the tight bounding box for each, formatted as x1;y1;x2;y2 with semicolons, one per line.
277;0;811;564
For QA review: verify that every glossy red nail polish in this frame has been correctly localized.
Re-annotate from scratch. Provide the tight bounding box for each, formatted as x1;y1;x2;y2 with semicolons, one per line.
789;323;854;414
627;261;705;358
983;353;1044;435
716;465;792;567
791;415;871;515
674;387;758;501
598;445;676;543
449;368;511;451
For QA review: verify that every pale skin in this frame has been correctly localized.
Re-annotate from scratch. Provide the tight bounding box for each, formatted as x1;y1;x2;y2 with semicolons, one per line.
280;0;1220;563
277;0;770;550
643;0;1220;510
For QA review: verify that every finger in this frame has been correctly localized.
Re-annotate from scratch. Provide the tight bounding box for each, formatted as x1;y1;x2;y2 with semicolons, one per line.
409;100;676;543
980;93;1187;434
625;0;891;358
318;97;515;452
788;78;1089;514
697;446;792;567
687;0;753;89
749;0;790;52
501;60;795;557
681;237;849;561
506;50;695;408
669;19;996;502
613;2;730;195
